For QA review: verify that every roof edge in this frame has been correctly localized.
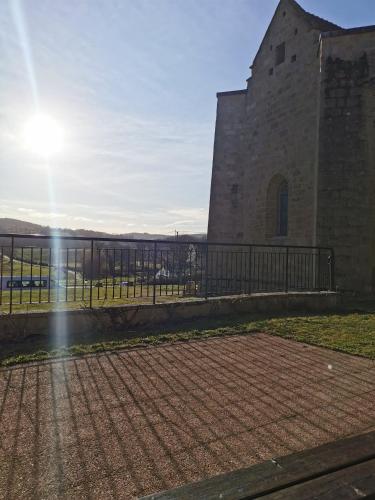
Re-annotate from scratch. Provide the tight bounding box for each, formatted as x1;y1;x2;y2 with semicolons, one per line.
322;25;375;38
216;89;248;98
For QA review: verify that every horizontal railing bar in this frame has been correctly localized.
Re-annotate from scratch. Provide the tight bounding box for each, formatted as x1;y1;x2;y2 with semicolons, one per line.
0;234;333;251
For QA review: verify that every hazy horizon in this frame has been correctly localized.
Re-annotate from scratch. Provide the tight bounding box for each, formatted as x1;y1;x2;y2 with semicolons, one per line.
0;215;206;236
1;0;372;234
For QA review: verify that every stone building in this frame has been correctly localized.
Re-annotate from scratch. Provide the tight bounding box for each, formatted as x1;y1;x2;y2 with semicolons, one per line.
207;0;375;292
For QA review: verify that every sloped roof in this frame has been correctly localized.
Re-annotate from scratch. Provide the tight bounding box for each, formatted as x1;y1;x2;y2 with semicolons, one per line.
251;0;342;68
291;0;342;32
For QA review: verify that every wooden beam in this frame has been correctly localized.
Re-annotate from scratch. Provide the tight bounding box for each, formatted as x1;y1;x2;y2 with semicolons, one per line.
141;431;375;500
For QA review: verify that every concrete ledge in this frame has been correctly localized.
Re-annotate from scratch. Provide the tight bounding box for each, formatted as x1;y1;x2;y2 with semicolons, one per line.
0;292;338;343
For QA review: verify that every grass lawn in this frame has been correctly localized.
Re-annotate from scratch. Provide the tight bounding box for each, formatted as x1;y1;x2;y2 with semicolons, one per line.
1;255;50;276
1;301;375;367
0;287;192;315
254;313;375;358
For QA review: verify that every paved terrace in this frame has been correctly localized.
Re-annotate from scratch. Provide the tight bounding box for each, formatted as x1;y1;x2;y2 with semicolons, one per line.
1;333;375;499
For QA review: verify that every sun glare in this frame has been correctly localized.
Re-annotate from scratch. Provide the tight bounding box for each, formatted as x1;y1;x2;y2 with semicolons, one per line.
23;113;64;156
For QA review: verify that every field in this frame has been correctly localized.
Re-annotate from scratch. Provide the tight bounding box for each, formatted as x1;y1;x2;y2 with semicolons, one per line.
0;284;195;313
1;255;50;277
0;252;199;313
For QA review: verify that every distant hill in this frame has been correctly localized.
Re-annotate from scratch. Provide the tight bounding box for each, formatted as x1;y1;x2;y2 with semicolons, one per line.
0;218;47;235
0;218;206;241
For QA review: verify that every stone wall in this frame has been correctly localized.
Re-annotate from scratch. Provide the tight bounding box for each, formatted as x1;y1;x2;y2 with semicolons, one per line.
208;1;322;247
242;5;321;247
207;90;247;242
207;0;375;292
0;292;338;344
317;31;375;291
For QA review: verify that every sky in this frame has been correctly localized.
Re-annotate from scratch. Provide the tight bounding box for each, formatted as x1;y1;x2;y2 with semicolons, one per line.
0;0;373;235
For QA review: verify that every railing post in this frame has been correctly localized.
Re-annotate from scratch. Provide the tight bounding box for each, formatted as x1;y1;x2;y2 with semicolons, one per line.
285;246;289;293
153;241;157;305
328;249;335;291
9;235;14;314
317;248;321;291
89;239;94;308
205;243;209;299
248;245;252;295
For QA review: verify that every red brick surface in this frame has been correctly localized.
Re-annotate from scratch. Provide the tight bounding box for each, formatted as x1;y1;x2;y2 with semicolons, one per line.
1;333;375;499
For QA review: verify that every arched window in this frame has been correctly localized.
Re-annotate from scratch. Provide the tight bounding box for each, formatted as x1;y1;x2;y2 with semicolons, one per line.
278;181;288;236
265;175;289;238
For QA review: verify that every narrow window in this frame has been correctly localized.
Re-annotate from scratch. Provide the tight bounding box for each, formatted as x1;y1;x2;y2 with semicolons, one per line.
231;183;239;208
275;42;285;66
269;68;274;76
291;54;297;63
278;181;288;236
266;175;289;239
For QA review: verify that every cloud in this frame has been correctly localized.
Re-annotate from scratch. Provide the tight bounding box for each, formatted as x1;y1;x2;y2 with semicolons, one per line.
164;220;195;227
17;207;67;219
0;198;208;234
73;216;91;222
0;0;222;234
17;207;34;213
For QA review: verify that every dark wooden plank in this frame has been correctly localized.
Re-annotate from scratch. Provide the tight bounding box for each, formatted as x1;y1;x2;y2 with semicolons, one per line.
140;431;375;500
263;458;375;499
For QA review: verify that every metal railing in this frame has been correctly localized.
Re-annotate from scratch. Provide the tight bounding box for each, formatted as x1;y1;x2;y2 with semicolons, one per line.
0;234;335;314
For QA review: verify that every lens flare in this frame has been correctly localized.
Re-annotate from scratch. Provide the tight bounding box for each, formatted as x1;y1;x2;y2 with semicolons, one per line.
23;113;64;156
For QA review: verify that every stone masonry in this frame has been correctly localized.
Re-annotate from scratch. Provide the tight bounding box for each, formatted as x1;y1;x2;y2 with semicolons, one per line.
207;0;375;292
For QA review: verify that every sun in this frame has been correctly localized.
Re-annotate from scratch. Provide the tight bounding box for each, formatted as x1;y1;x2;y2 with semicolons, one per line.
23;113;64;156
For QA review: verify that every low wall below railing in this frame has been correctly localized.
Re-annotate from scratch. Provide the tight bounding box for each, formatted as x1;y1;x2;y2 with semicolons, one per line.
0;292;339;343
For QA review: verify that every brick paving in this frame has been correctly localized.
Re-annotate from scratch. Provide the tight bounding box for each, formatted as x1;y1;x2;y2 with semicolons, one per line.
1;333;375;499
